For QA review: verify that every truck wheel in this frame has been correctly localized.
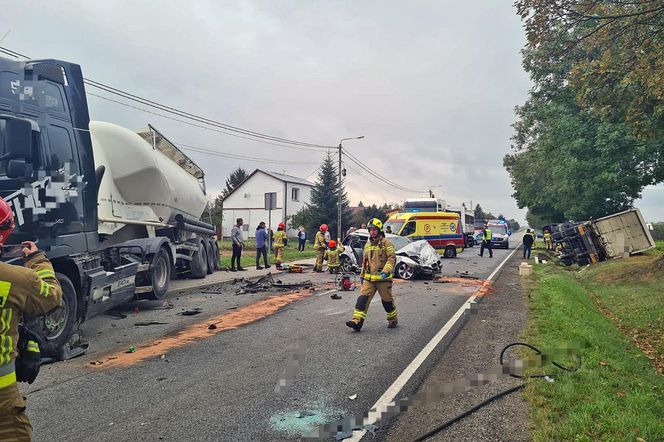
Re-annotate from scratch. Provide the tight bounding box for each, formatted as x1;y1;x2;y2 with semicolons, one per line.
444;245;457;258
148;247;171;300
38;273;77;357
205;240;215;274
395;262;415;280
189;238;208;278
212;241;221;271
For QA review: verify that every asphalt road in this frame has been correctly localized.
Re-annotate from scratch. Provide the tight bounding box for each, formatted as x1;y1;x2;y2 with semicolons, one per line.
24;237;520;441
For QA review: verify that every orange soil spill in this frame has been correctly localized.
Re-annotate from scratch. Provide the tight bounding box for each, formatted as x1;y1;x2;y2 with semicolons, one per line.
90;289;316;369
433;277;495;297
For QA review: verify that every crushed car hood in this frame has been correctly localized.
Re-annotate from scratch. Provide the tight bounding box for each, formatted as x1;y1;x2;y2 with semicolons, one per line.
397;240;440;267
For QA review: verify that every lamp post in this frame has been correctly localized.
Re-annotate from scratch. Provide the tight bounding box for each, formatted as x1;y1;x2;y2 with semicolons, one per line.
338;136;364;240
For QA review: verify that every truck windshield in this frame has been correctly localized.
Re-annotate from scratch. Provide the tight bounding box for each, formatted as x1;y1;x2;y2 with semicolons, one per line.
490;224;508;235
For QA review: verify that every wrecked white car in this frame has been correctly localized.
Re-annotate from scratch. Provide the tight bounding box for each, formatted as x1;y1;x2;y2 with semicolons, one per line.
340;230;442;280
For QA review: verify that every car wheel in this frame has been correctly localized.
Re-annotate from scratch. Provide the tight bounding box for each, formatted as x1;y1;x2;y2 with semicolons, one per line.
396;262;415;280
341;255;353;272
444;245;457;258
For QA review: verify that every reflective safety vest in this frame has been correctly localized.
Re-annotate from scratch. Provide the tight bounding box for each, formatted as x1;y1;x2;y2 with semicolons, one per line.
324;245;345;267
360;236;396;281
0;251;63;390
483;228;492;241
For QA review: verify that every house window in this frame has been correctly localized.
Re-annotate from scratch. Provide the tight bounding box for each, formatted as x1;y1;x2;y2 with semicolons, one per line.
292;187;300;201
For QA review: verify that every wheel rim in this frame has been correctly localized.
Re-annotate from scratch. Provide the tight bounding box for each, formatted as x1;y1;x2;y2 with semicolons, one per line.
341;257;351;272
42;302;68;340
154;253;169;289
398;264;414;279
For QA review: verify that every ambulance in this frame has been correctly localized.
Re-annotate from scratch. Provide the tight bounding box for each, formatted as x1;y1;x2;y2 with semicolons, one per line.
384;212;465;258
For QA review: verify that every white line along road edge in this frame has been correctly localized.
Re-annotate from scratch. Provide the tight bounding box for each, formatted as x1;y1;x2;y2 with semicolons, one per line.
347;243;522;441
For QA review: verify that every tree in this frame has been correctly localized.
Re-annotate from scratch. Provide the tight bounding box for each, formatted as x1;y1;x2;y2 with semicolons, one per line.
209;194;224;227
303;154;353;241
506;1;664;221
222;167;248;197
474;204;486;221
357;201;365;208
360;204;388;226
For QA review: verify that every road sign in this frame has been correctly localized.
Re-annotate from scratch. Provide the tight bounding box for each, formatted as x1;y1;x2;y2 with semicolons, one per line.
264;192;277;210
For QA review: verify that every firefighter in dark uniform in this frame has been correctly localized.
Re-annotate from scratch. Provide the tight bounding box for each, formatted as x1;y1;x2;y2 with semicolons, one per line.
0;197;63;441
346;218;397;331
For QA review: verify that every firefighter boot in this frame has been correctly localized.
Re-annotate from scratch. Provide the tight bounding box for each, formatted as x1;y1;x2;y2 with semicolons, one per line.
345;319;363;332
383;300;398;328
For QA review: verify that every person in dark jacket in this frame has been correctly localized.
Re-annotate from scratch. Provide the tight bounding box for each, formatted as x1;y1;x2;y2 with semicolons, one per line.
255;222;271;269
522;228;535;259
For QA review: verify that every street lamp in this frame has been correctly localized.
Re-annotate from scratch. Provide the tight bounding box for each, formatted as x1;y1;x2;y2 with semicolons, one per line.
338;136;364;240
428;185;444;198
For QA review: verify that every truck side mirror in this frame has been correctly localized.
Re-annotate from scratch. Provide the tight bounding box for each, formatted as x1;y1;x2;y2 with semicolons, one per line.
1;117;33;162
6;159;27;178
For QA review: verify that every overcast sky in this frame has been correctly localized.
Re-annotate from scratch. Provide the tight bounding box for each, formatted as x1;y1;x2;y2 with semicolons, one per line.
3;1;662;224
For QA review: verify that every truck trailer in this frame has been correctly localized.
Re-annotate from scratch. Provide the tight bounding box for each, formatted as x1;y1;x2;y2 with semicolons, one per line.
552;208;655;266
0;56;220;358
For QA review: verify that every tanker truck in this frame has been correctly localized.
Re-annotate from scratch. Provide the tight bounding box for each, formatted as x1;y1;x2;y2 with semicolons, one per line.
0;55;219;358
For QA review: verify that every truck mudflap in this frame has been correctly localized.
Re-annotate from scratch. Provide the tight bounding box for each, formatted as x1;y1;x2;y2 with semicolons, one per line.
84;261;139;319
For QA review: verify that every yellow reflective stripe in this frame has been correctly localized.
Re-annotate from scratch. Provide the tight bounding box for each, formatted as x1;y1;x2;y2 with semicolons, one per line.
40;280;51;298
365;246;380;251
0;281;10;308
0;309;13;365
386;246;395;252
37;269;56;279
26;341;40;353
353;310;366;319
366;274;392;281
0;370;16;389
387;310;397;319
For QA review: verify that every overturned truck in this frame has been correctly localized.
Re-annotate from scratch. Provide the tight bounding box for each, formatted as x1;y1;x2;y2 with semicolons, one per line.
552;209;655;266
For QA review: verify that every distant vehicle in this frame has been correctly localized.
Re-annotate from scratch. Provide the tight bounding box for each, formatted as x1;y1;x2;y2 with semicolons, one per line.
446;206;475;247
340;229;442;280
384;211;464;258
486;219;511;249
403;197;446;213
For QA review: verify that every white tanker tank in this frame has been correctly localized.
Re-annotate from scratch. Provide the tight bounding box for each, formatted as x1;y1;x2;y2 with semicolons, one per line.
90;121;208;236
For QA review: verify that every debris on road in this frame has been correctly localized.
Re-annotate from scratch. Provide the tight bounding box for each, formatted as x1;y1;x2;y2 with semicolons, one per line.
208;324;217;330
348;394;357;400
179;308;203;316
331;294;342;300
127;346;136;353
134;321;169;326
236;274;314;295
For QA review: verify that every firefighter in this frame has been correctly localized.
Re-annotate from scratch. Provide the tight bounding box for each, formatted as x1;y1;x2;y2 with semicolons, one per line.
324;239;345;274
543;229;553;251
478;224;493;258
346;218;397;331
273;222;287;269
313;224;328;272
523;228;535;259
0;197;63;441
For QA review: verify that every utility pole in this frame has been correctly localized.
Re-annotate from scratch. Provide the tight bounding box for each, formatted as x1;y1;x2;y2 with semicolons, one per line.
338;136;364;241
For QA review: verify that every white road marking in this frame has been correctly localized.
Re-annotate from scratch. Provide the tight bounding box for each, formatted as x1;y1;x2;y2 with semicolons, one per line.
347;244;522;441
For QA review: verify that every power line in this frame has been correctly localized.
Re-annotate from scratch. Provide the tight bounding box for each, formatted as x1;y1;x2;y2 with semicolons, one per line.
87;92;324;152
344;162;412;198
343;150;427;194
177;143;319;165
0;45;335;150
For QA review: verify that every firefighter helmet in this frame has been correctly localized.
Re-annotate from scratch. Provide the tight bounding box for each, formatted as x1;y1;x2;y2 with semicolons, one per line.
0;197;15;246
367;218;383;231
320;224;328;232
278;222;285;229
328;240;336;248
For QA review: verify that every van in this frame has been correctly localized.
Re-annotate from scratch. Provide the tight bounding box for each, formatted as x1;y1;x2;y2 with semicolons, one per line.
384;212;464;258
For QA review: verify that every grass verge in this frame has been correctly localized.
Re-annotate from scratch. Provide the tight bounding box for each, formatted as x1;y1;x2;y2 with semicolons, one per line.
523;250;664;441
217;239;317;269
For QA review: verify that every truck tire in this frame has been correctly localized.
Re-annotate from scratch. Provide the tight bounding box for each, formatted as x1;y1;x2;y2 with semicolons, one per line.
189;238;208;278
212;241;221;271
38;273;77;357
205;239;215;274
148;246;171;300
444;245;457;259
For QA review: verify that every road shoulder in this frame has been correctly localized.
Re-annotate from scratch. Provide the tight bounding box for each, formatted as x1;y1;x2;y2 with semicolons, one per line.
384;251;530;441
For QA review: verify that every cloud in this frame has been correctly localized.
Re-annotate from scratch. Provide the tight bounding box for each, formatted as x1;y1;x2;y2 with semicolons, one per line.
5;1;531;222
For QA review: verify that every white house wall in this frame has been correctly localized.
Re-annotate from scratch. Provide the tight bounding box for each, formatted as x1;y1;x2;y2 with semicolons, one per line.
221;171;313;238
